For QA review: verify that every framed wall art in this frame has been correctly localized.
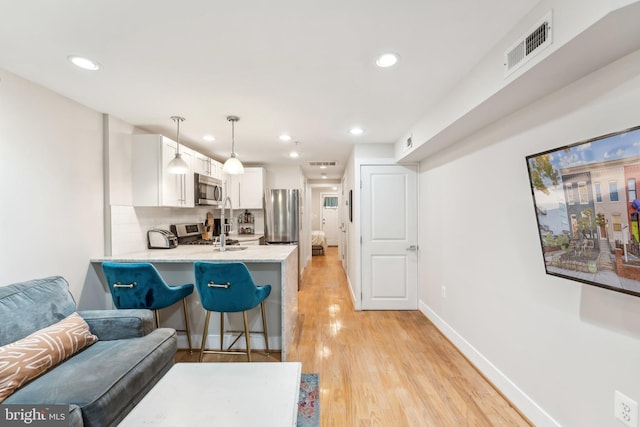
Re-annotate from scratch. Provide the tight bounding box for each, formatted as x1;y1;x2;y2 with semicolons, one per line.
526;125;640;297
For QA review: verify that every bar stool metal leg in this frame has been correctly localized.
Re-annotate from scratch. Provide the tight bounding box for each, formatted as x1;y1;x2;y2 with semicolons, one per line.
261;301;270;356
199;311;211;362
182;298;193;354
220;313;225;352
243;311;252;362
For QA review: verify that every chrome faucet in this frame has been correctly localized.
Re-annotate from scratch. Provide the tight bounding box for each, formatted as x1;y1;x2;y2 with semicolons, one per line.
219;196;234;251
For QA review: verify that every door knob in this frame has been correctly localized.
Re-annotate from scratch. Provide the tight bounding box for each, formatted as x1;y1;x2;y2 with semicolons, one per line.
406;245;418;251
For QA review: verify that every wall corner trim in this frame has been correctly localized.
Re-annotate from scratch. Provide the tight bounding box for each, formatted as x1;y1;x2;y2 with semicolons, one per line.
418;300;561;427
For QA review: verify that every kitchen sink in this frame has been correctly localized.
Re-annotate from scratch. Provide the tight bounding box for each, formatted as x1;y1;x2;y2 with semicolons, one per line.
212;246;248;252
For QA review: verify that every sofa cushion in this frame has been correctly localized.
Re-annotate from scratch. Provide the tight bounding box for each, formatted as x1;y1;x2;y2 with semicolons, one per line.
0;312;98;403
4;328;177;427
78;309;156;340
0;276;76;346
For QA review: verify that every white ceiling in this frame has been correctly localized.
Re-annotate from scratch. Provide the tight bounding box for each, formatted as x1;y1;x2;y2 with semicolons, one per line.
0;0;538;179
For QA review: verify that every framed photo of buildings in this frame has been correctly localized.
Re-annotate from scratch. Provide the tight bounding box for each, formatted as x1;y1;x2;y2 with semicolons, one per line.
526;125;640;297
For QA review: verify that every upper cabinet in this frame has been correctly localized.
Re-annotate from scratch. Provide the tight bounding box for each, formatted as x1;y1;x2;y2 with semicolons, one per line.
193;152;212;177
211;160;223;180
226;167;264;209
193;151;223;180
132;135;195;207
193;153;223;180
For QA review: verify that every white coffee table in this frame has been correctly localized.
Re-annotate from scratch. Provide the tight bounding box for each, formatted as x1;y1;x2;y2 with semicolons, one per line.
119;362;302;426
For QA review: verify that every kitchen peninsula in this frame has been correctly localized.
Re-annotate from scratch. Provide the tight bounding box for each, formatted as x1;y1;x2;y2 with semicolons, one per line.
90;244;298;360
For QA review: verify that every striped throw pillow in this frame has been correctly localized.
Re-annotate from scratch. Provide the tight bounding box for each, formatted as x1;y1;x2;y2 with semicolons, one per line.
0;312;98;402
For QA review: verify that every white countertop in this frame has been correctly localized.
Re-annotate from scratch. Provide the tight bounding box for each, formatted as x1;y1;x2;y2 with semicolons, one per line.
91;243;296;263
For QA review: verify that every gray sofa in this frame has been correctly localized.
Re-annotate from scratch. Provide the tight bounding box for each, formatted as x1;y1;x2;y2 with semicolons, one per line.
0;276;177;426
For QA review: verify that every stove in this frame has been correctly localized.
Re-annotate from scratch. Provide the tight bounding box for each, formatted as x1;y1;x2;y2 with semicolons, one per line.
170;223;239;246
182;238;239;246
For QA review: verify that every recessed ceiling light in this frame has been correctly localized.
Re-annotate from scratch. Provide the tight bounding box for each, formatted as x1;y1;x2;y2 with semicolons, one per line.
321;174;328;180
280;134;292;141
68;55;101;71
350;127;364;136
203;135;215;142
376;53;399;68
319;165;327;169
332;186;337;190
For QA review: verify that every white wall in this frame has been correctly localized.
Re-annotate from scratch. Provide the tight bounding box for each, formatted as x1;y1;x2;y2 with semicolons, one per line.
265;165;304;190
342;143;397;309
397;0;640;162
419;49;640;427
343;148;357;305
0;69;105;308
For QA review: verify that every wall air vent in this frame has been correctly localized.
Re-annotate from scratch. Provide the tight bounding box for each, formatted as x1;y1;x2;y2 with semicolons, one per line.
308;161;337;167
504;11;553;77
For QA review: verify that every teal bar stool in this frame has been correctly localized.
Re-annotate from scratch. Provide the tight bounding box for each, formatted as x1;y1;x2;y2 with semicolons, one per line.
102;261;194;353
194;261;271;362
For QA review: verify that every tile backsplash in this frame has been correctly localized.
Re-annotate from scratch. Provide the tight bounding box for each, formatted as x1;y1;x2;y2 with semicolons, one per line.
110;205;264;255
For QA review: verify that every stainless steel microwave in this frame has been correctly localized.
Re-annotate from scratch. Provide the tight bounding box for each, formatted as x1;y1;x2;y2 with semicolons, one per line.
194;173;223;206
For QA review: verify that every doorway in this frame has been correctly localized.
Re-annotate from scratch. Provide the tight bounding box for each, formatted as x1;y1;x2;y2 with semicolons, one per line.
321;193;339;246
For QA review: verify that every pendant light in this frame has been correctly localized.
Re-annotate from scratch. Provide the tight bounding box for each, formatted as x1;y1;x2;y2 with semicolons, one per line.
289;141;300;158
222;115;244;175
167;115;190;174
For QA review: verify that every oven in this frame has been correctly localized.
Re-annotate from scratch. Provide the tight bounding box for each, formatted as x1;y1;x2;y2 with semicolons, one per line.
194;173;223;206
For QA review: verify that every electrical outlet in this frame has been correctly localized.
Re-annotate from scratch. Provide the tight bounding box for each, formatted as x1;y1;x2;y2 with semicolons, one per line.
441;286;446;298
615;390;638;427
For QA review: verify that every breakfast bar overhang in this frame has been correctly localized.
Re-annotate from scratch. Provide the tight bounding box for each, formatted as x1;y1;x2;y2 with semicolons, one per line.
91;245;298;360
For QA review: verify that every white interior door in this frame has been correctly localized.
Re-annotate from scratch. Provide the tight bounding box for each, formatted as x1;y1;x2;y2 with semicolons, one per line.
321;193;339;246
361;164;418;310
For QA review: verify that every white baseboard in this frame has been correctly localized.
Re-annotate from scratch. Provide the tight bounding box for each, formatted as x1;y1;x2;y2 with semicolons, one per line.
418;300;561;427
346;274;358;310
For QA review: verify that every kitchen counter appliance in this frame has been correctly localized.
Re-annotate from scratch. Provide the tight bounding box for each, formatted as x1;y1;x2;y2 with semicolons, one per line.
194;173;223;206
171;223;239;246
265;189;299;244
147;229;178;249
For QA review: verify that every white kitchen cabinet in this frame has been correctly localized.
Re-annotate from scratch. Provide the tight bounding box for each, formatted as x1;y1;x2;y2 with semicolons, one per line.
226;167;264;209
193;152;212;176
211;160;223;180
194;153;224;180
132;134;194;207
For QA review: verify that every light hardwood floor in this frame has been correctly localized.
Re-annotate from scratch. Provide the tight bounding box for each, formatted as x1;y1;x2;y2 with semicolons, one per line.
177;247;532;426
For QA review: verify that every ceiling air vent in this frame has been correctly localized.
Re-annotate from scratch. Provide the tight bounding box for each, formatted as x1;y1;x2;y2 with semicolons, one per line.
308;161;337;167
504;11;553;77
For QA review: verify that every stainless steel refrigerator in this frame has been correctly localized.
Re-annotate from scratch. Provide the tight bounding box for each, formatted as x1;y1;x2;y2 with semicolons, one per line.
265;189;299;244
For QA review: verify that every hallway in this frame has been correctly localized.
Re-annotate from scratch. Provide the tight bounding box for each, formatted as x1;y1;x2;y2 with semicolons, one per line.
287;247;531;426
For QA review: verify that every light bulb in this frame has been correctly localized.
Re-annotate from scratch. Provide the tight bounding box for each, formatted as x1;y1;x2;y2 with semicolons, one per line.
68;55;101;71
167;153;190;174
223;156;244;175
376;53;399;68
